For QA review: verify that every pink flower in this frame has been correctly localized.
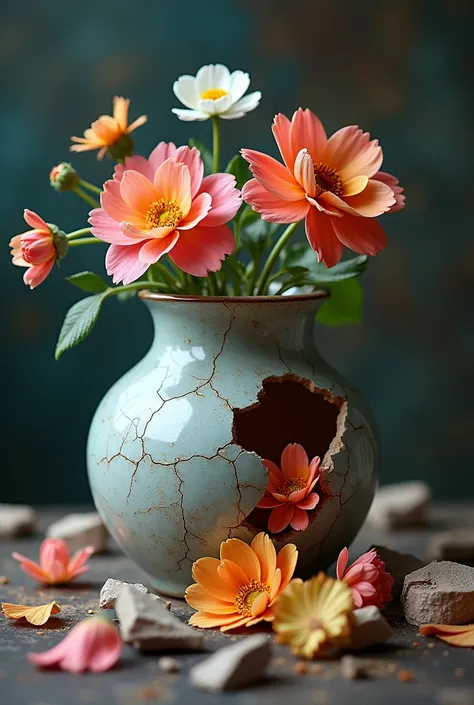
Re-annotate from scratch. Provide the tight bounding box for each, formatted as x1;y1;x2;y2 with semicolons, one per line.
336;547;394;609
241;108;405;268
89;142;242;284
12;538;94;585
256;443;321;533
28;616;122;673
10;210;61;289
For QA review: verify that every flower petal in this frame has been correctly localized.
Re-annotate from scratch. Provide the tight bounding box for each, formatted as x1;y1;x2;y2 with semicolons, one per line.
114;156;155;183
198;174;242;227
191;557;235;601
336;547;349;580
148;141;177;172
276;544;298;591
178;193;212;230
175;146;204;199
189;611;244;629
272;113;294;170
256;496;284;509
241;149;304;201
120;170;158;214
251;591;269;618
332;214;388;257
217;559;250;592
222;92;261;117
372;171;405;212
343;175;369;197
297;493;320;510
294;149;316;197
105;242;149;285
229;70;250;102
23;260;54;289
220;539;261;582
281;443;309;479
153;159;191;217
24;209;48;231
268;505;294;534
67;546;94;577
344;179;396;217
290;507;309;531
305;206;343;268
185;584;235;612
171;108;209;122
11;553;47;582
250;533;276;585
168;223;235;277
137;233;180;265
173;75;199;110
196;63;230;93
290;108;327;164
324;126;383;180
242;179;310;224
89;208;133;245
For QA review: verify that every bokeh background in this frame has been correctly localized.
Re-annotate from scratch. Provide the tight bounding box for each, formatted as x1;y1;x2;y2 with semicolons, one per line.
2;0;472;504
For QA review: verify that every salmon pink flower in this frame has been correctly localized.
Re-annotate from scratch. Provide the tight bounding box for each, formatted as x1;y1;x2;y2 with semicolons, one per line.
185;532;298;631
172;64;261;121
242;108;405;267
28;616;122;672
257;443;321;533
70;96;147;160
89;142;241;283
12;538;94;585
9;210;67;289
336;547;394;609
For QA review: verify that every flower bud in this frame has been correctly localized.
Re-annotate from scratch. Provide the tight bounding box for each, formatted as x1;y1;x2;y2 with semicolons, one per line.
50;162;80;192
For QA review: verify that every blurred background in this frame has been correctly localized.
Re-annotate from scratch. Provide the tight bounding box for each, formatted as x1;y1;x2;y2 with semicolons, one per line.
1;0;472;504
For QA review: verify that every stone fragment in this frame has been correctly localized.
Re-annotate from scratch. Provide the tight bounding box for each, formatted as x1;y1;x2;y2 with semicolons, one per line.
402;561;474;626
99;578;171;611
371;545;426;599
340;655;368;679
46;512;108;553
190;635;271;692
366;481;431;530
429;531;474;563
158;657;181;673
115;586;203;651
347;606;393;650
0;504;36;538
436;689;474;705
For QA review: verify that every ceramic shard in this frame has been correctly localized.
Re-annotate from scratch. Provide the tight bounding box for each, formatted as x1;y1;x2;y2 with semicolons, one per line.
189;634;271;691
115;586;203;651
0;504;36;538
46;512;108;553
346;606;393;650
99;578;171;610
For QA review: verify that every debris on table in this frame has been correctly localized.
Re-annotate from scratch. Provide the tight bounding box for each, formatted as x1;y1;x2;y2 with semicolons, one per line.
115;585;203;652
0;504;36;538
402;561;474;626
46;512;108;553
420;623;474;647
398;669;414;682
340;655;368;679
370;545;426;599
428;530;474;563
366;481;431;530
2;600;61;626
189;634;271;692
100;578;171;611
158;656;182;673
346;606;393;650
0;576;8;585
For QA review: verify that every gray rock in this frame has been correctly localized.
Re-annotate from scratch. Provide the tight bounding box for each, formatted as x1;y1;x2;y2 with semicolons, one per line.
429;531;474;563
402;561;474;626
371;545;426;599
115;586;203;651
158;657;181;673
436;689;474;705
346;606;393;650
100;578;171;611
367;481;431;530
340;655;368;679
46;512;108;553
0;504;36;538
190;635;271;692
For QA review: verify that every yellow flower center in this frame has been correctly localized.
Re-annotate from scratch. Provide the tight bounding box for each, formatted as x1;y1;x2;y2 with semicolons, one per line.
277;477;307;497
313;162;344;198
200;88;228;101
146;199;182;230
234;580;269;616
308;617;324;631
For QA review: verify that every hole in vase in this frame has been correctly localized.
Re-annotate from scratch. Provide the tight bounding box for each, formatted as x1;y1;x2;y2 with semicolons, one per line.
232;374;347;537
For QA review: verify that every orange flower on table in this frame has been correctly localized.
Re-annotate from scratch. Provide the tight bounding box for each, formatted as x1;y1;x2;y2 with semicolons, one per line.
12;538;94;585
2;601;61;626
419;623;474;647
185;532;298;631
241;108;405;267
70;96;147;161
9;209;66;289
257;443;321;533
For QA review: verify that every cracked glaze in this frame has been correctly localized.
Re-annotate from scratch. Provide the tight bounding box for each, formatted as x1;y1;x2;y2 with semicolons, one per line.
87;295;379;596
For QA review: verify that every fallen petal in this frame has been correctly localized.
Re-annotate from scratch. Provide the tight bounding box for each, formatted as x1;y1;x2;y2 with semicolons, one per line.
2;601;61;626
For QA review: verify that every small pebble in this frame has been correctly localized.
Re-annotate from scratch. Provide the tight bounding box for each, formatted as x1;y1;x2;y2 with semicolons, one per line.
293;661;307;675
87;609;95;614
0;577;9;585
398;670;414;683
36;631;44;636
412;641;420;647
158;657;181;673
341;655;368;680
427;643;435;649
455;668;465;677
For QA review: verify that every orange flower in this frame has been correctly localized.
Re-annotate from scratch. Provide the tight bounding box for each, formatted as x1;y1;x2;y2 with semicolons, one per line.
185;533;298;631
12;538;94;585
419;624;474;647
2;601;61;626
70;96;147;160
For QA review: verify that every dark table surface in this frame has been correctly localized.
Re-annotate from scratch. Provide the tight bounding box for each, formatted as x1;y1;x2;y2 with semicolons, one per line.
1;504;474;705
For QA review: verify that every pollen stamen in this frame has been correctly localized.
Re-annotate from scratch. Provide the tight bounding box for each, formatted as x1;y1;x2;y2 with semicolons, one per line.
277;477;307;497
234;580;269;616
145;199;182;230
313;163;344;198
200;88;228;101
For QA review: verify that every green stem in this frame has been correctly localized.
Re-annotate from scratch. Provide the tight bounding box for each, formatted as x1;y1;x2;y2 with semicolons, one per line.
66;228;91;241
212;116;221;173
152;263;181;290
68;237;104;247
246;254;263;295
74;187;100;209
255;222;300;296
106;281;168;297
207;272;217;296
79;179;102;196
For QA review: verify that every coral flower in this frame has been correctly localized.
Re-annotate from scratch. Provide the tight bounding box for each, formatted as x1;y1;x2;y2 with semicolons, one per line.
242;108;405;267
257;443;321;533
89;142;241;283
12;538;94;585
70;96;147;160
336;547;394;609
272;573;354;659
172;64;261;121
9;209;66;289
185;532;298;631
28;616;122;673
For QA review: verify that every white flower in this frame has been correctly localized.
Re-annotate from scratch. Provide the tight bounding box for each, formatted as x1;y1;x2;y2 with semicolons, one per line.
172;64;261;122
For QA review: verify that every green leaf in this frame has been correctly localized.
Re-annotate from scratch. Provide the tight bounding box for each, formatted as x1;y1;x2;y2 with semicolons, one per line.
317;279;363;326
240;207;279;252
55;292;108;359
66;271;108;293
283;246;368;283
225;154;250;190
189;138;213;175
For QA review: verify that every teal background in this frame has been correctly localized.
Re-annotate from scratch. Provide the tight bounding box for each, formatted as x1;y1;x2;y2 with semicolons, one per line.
1;0;472;503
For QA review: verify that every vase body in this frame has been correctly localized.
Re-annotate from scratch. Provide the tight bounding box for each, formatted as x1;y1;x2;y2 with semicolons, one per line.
87;292;379;597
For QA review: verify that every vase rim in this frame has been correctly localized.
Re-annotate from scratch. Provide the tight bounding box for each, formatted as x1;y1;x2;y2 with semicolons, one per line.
138;289;328;304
